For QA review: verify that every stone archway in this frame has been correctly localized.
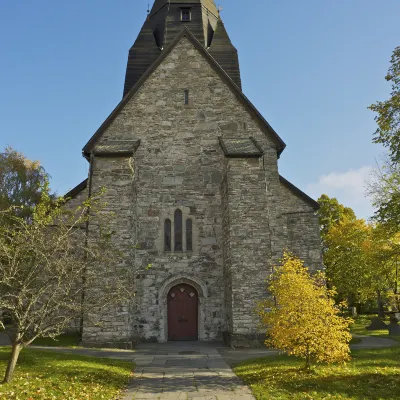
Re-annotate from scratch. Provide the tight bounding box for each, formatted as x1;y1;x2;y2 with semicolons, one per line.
158;275;208;342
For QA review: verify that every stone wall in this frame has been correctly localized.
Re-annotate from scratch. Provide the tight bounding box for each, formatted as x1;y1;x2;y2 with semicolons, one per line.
82;156;135;348
278;182;323;272
222;157;272;347
81;34;322;346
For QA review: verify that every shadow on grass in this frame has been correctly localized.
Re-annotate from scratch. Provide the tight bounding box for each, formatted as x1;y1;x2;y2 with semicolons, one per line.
278;373;400;400
0;347;132;387
235;348;400;400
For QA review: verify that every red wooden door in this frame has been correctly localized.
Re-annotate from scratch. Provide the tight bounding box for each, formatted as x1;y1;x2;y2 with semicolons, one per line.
168;284;198;341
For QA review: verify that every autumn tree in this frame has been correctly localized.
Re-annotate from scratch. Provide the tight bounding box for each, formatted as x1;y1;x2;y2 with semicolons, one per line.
258;253;352;370
325;217;398;316
317;194;356;243
0;147;52;219
0;188;132;384
324;217;371;304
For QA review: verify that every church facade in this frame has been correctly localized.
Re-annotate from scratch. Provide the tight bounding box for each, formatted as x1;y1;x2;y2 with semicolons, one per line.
66;0;323;347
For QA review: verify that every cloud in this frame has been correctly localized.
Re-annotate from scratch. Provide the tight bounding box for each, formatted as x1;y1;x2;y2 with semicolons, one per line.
306;166;374;219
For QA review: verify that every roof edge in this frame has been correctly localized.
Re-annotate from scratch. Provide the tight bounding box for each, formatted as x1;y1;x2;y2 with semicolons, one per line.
279;175;319;210
63;179;88;200
82;26;286;155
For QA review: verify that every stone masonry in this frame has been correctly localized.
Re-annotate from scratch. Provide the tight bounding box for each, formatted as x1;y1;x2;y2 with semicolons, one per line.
65;1;323;348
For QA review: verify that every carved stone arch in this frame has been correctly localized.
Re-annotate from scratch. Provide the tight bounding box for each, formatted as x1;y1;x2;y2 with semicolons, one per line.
158;274;208;342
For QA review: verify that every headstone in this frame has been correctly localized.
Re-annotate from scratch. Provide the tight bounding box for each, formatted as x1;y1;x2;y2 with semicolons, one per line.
388;317;400;336
350;307;357;317
366;317;388;331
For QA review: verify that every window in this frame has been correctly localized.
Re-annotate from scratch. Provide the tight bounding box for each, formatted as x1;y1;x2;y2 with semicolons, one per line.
186;219;193;251
184;90;189;105
164;209;194;252
164;219;171;251
181;8;191;22
174;209;183;251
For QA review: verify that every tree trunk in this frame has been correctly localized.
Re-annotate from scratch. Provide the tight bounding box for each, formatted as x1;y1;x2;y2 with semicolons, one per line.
377;290;385;319
305;349;311;371
3;343;22;384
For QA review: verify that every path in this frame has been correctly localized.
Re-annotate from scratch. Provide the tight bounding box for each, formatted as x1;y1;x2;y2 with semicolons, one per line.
122;342;255;400
1;332;399;399
351;334;399;349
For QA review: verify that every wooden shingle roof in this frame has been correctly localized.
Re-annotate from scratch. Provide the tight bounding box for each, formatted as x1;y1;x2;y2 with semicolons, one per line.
123;0;241;96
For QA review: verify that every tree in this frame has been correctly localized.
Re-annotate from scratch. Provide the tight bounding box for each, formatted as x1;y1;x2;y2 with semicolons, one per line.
370;46;400;163
324;217;397;316
369;224;400;314
324;217;372;304
258;253;352;370
0;188;132;383
317;194;356;241
368;158;400;230
0;147;51;219
369;47;400;227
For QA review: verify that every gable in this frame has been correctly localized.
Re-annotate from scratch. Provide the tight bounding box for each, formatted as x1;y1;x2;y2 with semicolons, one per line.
279;176;319;211
63;179;88;211
83;28;285;156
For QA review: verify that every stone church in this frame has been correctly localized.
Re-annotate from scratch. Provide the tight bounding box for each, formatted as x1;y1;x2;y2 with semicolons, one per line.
66;0;322;347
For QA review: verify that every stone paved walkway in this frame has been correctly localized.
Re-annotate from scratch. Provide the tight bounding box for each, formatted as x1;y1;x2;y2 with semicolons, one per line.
122;342;255;400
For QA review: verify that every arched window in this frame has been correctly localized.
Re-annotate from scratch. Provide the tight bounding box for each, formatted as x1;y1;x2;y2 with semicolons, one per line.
174;209;183;251
186;219;193;251
164;219;171;251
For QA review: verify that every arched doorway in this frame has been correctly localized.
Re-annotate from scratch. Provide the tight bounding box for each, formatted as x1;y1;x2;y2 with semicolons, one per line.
167;284;198;341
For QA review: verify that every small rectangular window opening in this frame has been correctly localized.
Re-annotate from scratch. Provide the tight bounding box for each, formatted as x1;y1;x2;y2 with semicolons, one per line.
164;219;171;252
186;219;193;251
184;90;189;105
181;8;191;22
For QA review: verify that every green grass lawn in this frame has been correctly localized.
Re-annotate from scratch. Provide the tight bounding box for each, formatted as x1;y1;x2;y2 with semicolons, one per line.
0;347;133;400
351;314;400;343
235;347;400;400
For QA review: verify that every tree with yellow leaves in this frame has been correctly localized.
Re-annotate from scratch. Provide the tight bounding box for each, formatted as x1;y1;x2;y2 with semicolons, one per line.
325;217;399;317
258;253;353;370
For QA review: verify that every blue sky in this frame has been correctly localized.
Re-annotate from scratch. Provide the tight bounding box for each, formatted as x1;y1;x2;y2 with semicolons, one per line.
0;0;399;218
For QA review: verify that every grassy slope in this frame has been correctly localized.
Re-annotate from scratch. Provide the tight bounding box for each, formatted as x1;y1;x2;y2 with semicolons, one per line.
0;347;132;400
234;348;400;400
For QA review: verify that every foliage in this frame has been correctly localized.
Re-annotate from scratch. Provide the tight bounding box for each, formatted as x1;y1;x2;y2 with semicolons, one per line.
368;158;400;230
369;47;400;229
258;254;352;369
370;46;400;163
317;194;356;241
324;218;398;310
324;217;372;302
0;187;133;383
234;347;400;400
0;147;52;220
0;348;132;400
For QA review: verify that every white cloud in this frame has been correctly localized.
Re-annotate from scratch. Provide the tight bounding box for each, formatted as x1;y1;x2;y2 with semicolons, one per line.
306;166;375;219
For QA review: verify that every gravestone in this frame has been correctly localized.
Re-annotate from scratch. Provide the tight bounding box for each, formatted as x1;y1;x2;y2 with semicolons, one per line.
366;317;388;331
350;307;357;317
388;316;400;336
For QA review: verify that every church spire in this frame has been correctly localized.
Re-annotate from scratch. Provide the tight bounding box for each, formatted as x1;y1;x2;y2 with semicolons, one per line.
123;0;241;97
